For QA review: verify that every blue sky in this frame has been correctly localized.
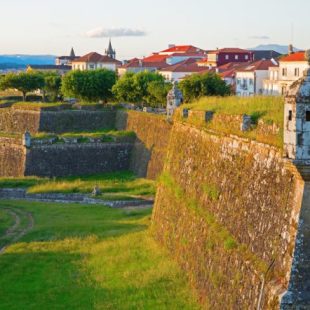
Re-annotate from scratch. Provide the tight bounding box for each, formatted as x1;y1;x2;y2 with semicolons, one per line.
0;0;309;59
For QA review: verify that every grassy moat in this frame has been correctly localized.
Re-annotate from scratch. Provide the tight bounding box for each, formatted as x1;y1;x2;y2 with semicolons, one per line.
0;171;155;201
0;200;200;309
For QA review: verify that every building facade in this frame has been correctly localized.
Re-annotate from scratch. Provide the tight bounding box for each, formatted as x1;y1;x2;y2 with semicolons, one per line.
263;51;309;95
72;52;121;71
235;60;278;96
198;48;253;68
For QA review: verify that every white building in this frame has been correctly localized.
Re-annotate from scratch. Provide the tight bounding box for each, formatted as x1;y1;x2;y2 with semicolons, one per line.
263;51;309;95
159;58;207;82
55;48;78;66
72;52;121;72
236;60;278;96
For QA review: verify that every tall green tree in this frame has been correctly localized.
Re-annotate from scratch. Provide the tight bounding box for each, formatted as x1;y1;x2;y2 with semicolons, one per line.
112;71;170;107
61;69;117;102
0;72;44;101
179;72;231;102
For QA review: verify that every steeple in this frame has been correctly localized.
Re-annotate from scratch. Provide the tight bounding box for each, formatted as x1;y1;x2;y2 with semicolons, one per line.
105;39;116;59
70;47;75;58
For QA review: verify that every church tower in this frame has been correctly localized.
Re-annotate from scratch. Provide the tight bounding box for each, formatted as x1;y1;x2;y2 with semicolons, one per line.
70;47;76;58
105;39;116;59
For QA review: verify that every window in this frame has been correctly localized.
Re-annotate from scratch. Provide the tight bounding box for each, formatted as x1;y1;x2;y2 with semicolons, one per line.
294;68;300;77
282;68;287;76
306;111;310;122
89;64;95;69
225;55;229;60
235;55;239;60
249;79;254;86
288;110;293;121
245;55;249;60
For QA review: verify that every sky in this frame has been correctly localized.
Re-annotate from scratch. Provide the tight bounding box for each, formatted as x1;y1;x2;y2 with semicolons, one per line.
0;0;310;59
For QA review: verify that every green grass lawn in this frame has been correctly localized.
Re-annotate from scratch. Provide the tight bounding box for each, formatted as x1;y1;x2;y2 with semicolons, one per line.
0;200;199;310
0;171;156;201
0;209;14;236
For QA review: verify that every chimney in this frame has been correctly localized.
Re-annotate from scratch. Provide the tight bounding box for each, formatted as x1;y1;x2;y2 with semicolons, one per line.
288;44;294;55
168;44;175;49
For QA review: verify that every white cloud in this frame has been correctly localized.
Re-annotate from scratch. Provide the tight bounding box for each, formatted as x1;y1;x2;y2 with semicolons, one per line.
85;27;146;38
249;35;271;40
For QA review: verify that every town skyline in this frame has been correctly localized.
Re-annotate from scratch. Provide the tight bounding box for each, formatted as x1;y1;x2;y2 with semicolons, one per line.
1;0;310;59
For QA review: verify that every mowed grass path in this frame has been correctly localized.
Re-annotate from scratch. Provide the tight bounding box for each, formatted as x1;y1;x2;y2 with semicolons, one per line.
0;201;199;310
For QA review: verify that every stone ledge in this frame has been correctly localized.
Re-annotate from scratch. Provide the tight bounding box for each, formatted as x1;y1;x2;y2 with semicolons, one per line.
0;188;154;208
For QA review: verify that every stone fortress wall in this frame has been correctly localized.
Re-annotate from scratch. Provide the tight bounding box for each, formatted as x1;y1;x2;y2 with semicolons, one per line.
0;91;309;308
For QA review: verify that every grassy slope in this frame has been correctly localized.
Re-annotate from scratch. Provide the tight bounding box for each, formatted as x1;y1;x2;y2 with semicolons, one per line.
0;172;156;201
0;200;199;310
183;96;284;126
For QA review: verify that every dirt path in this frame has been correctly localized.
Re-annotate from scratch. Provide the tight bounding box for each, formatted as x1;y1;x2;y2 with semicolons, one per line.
0;208;34;254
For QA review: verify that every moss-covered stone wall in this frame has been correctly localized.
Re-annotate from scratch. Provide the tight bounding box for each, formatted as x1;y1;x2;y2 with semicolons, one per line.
0;108;116;134
152;122;304;309
0;138;26;176
116;110;172;179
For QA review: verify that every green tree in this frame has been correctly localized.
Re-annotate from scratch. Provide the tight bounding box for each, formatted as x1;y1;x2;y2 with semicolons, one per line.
0;72;44;101
179;72;231;102
43;73;62;102
61;69;117;102
111;72;138;103
112;71;168;107
146;80;172;108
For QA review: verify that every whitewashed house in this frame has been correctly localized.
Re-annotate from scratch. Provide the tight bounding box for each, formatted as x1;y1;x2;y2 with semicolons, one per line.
235;60;278;96
263;50;309;95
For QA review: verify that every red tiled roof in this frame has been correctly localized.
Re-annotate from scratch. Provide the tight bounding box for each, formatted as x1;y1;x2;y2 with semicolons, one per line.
219;69;236;78
143;54;169;62
280;51;306;62
72;52;121;64
217;62;248;71
160;58;206;73
236;60;278;72
160;45;204;53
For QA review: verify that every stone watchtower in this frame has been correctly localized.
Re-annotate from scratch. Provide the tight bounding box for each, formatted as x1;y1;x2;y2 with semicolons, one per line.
284;50;310;180
166;81;183;120
281;50;310;309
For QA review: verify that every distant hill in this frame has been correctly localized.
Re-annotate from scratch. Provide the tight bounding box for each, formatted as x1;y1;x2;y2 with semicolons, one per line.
250;44;302;54
0;55;56;69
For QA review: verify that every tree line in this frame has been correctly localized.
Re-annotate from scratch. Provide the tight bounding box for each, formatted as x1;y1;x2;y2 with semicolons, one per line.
0;69;230;105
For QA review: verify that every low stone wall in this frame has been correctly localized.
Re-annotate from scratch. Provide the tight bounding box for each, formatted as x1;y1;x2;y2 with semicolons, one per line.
24;143;133;177
116;110;172;179
0;109;116;134
153;122;303;309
